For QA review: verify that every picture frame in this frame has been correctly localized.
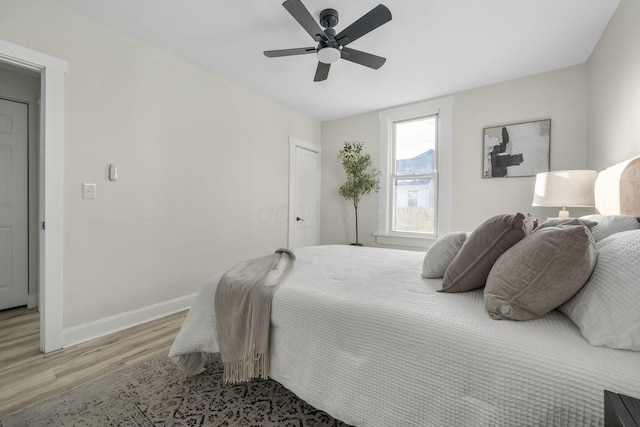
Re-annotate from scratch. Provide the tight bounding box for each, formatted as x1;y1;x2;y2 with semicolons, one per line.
483;119;550;178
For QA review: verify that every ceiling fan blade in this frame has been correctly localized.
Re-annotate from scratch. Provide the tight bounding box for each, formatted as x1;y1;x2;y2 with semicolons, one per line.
340;47;386;69
282;0;328;42
314;62;330;81
264;47;317;58
335;4;392;47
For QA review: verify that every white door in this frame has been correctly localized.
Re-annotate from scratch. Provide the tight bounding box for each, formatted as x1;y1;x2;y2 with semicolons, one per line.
288;138;321;248
0;98;29;310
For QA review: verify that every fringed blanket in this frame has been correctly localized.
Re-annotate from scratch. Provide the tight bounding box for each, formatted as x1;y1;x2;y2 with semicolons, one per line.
215;248;296;383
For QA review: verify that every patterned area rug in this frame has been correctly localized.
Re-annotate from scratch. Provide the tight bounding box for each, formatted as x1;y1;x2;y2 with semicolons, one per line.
2;353;351;426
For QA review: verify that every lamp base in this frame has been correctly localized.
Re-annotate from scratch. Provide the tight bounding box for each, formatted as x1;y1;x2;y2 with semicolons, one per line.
558;208;570;219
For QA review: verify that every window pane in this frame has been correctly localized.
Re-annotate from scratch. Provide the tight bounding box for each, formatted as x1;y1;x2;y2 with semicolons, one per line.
393;178;435;233
394;116;436;175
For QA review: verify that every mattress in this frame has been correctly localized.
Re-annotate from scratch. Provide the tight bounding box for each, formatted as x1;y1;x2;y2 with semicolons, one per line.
169;245;640;426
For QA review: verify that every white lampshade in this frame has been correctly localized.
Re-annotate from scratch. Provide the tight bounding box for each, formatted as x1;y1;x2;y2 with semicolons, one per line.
532;170;597;218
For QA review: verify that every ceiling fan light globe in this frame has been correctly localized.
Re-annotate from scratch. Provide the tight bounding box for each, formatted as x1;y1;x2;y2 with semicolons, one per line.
317;47;340;64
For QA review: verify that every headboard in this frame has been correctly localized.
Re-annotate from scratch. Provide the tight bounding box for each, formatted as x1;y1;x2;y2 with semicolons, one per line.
594;156;640;216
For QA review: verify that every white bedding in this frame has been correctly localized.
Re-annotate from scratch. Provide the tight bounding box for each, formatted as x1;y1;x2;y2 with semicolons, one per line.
169;245;640;426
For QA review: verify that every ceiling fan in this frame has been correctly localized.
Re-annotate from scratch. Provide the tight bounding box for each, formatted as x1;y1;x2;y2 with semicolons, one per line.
264;0;392;82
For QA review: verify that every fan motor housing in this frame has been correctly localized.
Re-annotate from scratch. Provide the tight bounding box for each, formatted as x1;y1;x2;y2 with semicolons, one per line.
320;8;339;28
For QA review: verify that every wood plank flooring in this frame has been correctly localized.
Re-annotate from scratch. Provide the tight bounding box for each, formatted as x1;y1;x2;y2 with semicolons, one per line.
0;306;187;417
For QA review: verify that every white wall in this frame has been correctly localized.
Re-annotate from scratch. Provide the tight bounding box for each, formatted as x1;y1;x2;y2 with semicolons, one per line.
587;0;640;170
322;112;380;246
321;65;590;244
0;0;320;328
452;65;590;231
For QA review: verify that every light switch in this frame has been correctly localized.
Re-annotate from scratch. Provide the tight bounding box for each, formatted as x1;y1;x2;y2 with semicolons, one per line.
82;183;96;199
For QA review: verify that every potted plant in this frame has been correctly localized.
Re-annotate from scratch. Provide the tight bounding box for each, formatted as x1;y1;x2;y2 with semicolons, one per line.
338;141;381;246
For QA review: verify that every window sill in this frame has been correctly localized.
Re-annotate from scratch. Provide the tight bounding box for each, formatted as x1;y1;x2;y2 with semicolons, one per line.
373;233;438;249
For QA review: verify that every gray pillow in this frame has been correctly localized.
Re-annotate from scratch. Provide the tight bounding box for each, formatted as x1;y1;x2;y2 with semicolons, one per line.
422;232;469;278
579;214;640;242
560;230;640;350
485;224;597;321
535;217;597;232
441;213;534;293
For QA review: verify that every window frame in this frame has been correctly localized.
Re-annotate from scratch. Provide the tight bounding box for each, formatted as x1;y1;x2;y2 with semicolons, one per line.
375;96;453;248
391;115;438;235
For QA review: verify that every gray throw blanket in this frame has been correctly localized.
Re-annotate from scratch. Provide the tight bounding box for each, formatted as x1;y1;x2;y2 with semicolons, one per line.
215;248;296;383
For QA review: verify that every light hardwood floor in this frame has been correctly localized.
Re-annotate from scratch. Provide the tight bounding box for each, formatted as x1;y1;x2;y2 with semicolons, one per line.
0;306;187;417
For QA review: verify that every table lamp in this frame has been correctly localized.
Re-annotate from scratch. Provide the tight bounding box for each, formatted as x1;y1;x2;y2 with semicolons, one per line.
532;170;597;218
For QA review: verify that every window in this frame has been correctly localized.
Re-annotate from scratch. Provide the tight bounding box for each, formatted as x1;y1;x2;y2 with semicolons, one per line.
376;96;453;248
392;116;437;233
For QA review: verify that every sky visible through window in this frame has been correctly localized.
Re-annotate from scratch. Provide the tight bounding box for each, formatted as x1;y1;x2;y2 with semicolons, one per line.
395;116;436;161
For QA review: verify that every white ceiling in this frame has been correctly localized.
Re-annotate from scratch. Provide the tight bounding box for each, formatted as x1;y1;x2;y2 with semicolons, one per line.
50;0;620;122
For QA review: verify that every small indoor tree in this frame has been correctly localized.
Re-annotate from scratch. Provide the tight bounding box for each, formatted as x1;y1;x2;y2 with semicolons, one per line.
338;141;381;246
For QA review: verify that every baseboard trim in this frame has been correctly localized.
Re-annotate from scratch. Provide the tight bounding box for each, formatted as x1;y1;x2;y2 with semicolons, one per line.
27;293;38;309
62;293;197;348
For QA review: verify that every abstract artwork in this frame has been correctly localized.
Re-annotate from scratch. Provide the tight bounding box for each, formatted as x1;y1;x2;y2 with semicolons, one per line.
483;119;550;178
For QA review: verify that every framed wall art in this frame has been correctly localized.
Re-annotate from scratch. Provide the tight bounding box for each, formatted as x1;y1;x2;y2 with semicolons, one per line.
483;119;550;178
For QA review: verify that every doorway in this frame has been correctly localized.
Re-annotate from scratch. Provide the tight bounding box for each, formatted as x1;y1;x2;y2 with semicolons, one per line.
288;138;321;248
0;39;66;352
0;97;30;311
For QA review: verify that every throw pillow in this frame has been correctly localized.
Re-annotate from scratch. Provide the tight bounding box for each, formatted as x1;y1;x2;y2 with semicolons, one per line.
560;230;640;350
485;224;597;321
535;217;597;232
440;213;533;293
579;214;640;242
422;232;469;278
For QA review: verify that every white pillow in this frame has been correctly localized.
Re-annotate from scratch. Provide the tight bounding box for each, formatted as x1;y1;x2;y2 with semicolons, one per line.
560;230;640;350
422;232;468;278
579;214;640;242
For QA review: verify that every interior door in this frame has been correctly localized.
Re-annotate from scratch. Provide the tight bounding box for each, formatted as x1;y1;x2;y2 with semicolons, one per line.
288;139;321;248
0;98;29;310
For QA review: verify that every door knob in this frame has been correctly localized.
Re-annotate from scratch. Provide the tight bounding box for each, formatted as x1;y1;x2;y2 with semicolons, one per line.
296;216;304;222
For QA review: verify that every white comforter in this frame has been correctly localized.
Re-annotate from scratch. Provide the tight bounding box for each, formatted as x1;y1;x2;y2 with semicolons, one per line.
169;245;640;427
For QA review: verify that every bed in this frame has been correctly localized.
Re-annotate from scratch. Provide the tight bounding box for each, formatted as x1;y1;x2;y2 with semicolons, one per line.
169;156;640;427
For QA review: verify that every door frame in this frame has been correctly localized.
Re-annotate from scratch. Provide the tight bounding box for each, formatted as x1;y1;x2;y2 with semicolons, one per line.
288;137;321;248
0;39;67;352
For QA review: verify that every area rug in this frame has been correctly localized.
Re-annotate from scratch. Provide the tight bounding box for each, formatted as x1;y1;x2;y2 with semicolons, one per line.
2;352;351;426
